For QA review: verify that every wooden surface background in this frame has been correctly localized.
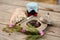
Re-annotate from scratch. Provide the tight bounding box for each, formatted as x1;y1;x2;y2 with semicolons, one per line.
0;0;60;40
26;0;58;4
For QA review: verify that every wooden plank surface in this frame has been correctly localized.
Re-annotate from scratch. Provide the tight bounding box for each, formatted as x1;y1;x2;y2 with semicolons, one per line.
0;0;60;40
0;0;60;12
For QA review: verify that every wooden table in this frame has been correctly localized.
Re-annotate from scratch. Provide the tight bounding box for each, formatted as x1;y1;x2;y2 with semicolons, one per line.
0;0;60;40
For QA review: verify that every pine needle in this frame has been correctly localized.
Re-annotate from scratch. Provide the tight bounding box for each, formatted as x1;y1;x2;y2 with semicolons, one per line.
26;35;40;40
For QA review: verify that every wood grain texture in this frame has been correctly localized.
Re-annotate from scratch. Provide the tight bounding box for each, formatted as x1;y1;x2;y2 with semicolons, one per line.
0;0;60;40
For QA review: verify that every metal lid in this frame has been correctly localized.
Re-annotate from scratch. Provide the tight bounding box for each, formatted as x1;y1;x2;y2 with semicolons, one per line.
20;16;47;31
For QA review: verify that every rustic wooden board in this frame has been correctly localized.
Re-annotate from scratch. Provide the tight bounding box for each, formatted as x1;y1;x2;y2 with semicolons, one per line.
0;0;60;12
0;24;27;40
0;0;60;40
38;10;60;27
0;24;60;40
38;34;60;40
0;4;17;13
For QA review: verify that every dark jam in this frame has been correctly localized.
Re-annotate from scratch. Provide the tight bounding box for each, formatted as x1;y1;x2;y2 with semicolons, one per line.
27;20;41;28
27;10;37;17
